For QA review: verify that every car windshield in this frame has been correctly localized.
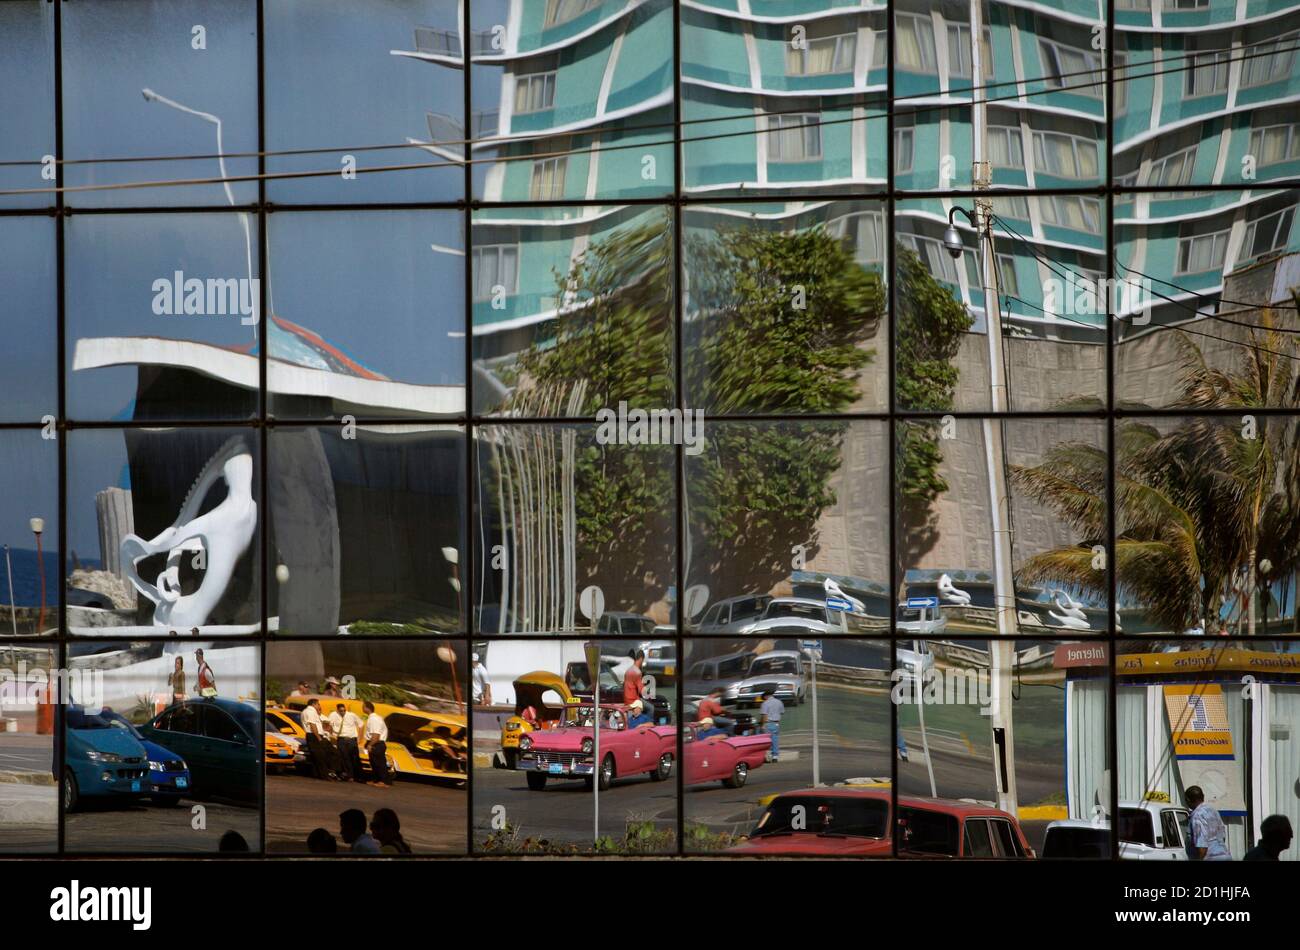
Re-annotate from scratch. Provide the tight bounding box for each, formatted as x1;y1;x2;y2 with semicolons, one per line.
750;657;798;675
897;608;923;622
624;618;655;635
67;707;129;731
752;796;889;838
765;602;824;621
733;597;768;619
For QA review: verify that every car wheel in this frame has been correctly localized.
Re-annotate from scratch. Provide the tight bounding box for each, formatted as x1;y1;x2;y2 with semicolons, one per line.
724;762;748;789
597;754;615;791
63;773;79;812
525;771;547;791
652;752;673;781
503;749;517;770
151;795;182;808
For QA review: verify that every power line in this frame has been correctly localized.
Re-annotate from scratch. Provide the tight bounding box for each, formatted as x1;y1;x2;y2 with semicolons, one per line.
0;36;1269;171
990;212;1300;362
11;36;1300;197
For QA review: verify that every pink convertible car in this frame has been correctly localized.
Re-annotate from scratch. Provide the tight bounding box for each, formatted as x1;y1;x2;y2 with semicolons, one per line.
682;724;770;789
517;704;675;791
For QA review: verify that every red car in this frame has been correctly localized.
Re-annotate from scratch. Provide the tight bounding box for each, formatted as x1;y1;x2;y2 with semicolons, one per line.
517;704;675;791
682;724;770;789
727;787;1035;858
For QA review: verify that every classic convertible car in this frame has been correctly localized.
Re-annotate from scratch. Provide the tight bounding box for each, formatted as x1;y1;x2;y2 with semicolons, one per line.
499;671;578;769
283;695;467;785
517;703;675;791
727;787;1034;857
681;724;770;788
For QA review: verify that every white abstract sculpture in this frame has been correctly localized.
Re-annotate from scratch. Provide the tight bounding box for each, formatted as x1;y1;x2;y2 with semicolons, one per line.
937;573;972;606
121;437;257;629
823;577;865;613
1048;590;1091;630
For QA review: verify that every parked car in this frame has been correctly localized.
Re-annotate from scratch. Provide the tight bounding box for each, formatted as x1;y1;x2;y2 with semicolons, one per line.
564;660;672;725
691;594;773;634
746;597;850;637
283;695;467;784
896;601;947;636
1116;800;1192;859
681;723;770;788
682;649;756;700
97;709;191;806
723;650;807;707
594;612;657;637
64;706;163;811
637;640;677;683
727;787;1034;857
137;697;261;803
263;706;307;774
517;703;675;791
1042;802;1192;859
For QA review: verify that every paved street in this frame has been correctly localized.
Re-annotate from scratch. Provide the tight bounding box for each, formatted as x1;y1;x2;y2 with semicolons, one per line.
266;772;467;854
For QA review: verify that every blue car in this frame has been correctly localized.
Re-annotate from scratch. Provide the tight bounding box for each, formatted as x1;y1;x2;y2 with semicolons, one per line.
98;710;191;807
63;706;189;811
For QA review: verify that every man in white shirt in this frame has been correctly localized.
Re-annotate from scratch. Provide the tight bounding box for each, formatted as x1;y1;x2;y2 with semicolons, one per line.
300;698;339;780
1186;786;1232;860
363;701;391;787
328;702;365;783
472;654;492;706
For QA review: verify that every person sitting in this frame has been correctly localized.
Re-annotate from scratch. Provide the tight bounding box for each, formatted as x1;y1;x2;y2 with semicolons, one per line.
695;717;725;740
520;704;540;728
626;699;652;729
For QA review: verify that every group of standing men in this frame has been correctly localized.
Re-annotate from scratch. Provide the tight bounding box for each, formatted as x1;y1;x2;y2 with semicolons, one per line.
297;693;392;787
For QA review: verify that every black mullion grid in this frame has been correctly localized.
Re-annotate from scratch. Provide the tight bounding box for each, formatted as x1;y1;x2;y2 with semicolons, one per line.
1105;0;1120;866
886;0;899;861
256;0;268;857
672;0;685;858
53;0;66;859
463;0;475;859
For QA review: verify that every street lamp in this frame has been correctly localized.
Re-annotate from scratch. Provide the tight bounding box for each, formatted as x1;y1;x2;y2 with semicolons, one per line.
141;88;257;337
30;517;45;633
1259;558;1273;638
442;547;462;628
944;205;976;259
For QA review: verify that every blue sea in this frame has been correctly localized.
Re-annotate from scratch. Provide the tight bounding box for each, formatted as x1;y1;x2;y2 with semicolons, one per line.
0;546;78;608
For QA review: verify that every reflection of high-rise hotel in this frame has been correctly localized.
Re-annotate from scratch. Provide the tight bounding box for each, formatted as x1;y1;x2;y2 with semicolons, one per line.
393;0;1300;391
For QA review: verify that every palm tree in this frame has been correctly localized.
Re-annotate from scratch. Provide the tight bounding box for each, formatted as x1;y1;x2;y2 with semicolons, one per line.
1010;314;1300;636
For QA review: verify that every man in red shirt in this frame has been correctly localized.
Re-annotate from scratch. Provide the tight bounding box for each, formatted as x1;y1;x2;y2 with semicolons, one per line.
622;650;646;706
695;689;735;736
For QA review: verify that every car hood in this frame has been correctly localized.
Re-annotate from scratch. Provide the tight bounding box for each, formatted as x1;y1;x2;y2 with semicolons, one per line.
727;834;891;856
527;727;593;752
747;618;830;633
139;739;184;766
71;727;146;759
731;674;801;690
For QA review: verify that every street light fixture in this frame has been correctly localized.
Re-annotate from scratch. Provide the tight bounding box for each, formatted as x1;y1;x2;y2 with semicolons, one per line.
30;517;45;633
1259;558;1273;637
944;206;975;259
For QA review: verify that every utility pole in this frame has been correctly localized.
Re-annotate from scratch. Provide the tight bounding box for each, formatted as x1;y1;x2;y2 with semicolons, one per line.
969;0;1019;818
